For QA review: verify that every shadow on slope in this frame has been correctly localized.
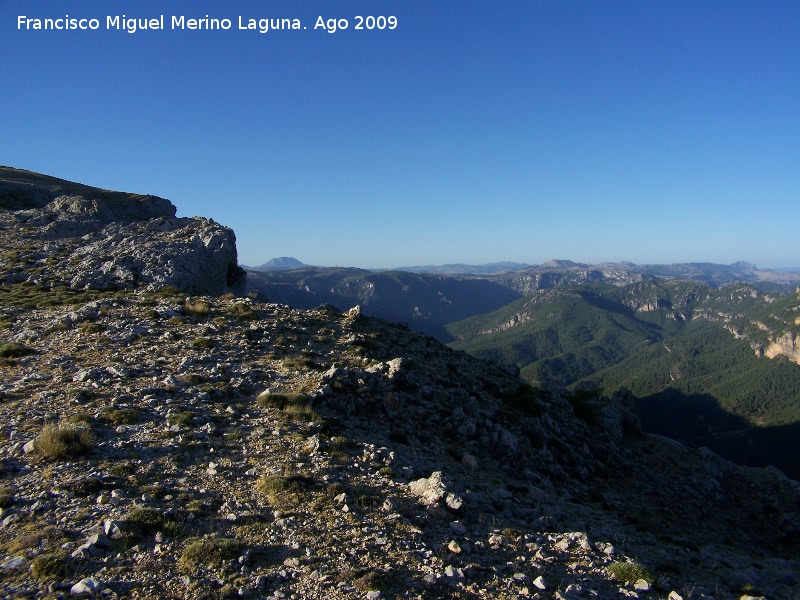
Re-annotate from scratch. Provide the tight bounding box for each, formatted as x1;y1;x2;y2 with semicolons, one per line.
635;388;800;480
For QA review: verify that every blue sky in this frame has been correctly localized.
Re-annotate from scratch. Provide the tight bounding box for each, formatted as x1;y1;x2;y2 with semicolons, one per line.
2;1;798;269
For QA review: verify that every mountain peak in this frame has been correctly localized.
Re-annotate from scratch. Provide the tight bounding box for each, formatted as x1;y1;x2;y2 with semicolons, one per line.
255;256;307;271
539;259;586;269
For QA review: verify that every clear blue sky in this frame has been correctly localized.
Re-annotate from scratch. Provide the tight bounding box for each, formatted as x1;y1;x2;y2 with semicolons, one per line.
2;1;798;269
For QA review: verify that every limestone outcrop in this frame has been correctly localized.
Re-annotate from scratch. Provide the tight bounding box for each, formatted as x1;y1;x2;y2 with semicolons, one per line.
0;167;245;295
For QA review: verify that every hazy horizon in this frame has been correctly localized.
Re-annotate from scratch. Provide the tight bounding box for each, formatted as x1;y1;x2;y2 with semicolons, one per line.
243;256;800;273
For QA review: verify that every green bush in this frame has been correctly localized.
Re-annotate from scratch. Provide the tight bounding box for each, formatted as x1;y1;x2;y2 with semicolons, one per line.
0;342;35;359
126;507;167;535
184;298;212;318
178;537;242;573
567;389;606;425
228;302;255;320
30;552;71;580
255;474;313;510
101;408;139;426
608;560;653;583
190;337;214;349
167;411;196;428
256;390;308;410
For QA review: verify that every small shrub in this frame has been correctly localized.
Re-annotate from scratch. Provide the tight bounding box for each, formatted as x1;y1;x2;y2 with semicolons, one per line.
325;482;346;498
108;462;136;477
0;342;35;359
65;413;92;425
167;411;196;428
229;303;255;320
328;436;351;459
178;537;242;573
500;383;545;417
255;474;313;510
30;552;71;581
190;337;214;349
153;285;181;297
0;486;14;508
126;506;174;536
71;388;95;403
140;483;166;498
77;322;105;335
185;500;208;514
501;527;521;541
282;403;320;423
256;390;308;410
184;298;212;318
283;356;320;370
101;408;138;426
568;389;606;426
608;560;653;584
256;390;322;423
35;423;94;459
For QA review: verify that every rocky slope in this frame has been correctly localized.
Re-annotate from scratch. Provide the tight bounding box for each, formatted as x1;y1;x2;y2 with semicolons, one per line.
0;167;245;296
0;291;798;600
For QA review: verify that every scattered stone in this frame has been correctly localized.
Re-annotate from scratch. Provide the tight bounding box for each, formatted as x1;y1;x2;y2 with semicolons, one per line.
450;521;467;535
444;565;465;579
70;577;105;596
2;556;27;570
409;471;446;506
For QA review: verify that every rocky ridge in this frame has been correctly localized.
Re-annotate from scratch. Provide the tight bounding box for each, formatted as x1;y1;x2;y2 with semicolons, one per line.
0;167;245;296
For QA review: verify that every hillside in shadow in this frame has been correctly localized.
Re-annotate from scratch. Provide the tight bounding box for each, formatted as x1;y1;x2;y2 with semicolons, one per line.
635;388;800;480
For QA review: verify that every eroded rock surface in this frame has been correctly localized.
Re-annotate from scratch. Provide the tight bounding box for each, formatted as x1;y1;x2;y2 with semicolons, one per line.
0;167;245;295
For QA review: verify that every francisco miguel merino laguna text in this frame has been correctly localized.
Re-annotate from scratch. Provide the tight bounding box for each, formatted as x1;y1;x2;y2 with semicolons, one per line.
18;15;301;33
16;14;397;34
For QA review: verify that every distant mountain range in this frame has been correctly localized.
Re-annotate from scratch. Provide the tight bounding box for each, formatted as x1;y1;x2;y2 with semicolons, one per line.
245;259;800;338
248;256;800;284
392;261;532;275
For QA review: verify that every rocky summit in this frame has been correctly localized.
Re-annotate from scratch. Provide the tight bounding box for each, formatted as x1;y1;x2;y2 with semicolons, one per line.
0;171;799;600
0;167;245;296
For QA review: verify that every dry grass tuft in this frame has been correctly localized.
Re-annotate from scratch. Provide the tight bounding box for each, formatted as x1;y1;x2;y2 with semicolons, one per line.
183;297;212;318
35;423;94;459
178;537;242;573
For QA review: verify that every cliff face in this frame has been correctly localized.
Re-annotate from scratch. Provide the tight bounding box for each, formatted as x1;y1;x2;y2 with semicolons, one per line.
765;331;800;365
0;168;245;296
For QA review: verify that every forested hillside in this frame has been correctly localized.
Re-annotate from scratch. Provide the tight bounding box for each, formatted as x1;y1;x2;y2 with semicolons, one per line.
447;281;800;477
